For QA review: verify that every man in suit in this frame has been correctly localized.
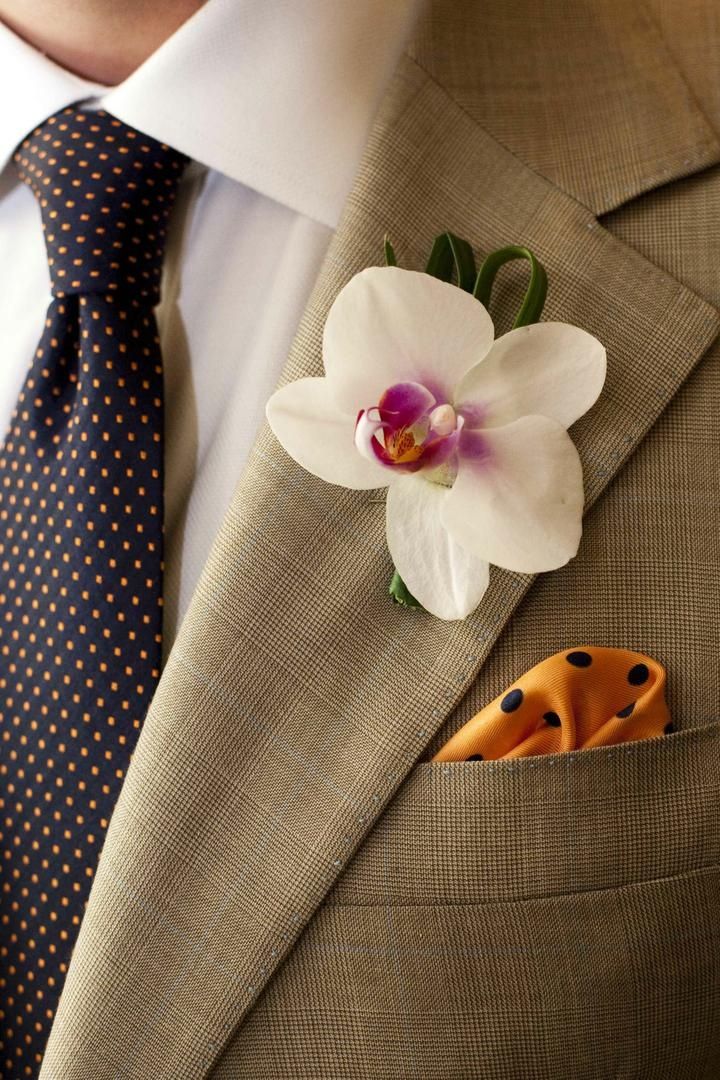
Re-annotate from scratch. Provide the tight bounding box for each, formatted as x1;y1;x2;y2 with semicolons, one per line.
1;0;720;1076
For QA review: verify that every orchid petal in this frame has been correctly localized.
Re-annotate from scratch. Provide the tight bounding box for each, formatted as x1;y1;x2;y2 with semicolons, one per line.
379;382;436;427
386;474;491;620
455;322;606;430
323;267;495;414
266;378;390;490
442;415;584;573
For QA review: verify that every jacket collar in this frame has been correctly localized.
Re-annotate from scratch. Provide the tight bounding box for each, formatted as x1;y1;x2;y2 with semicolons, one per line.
0;0;419;227
410;0;720;214
42;51;720;1077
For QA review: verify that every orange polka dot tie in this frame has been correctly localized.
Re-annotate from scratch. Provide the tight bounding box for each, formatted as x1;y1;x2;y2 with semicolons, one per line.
433;647;672;762
0;106;186;1078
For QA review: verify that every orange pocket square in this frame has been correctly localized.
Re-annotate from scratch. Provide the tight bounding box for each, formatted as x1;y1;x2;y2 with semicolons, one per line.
432;646;672;762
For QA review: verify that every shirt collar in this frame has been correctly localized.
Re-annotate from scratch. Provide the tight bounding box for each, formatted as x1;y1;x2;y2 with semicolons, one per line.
0;0;419;228
0;21;107;171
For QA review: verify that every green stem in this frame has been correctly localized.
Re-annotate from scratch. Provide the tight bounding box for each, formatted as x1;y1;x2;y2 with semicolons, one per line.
474;245;548;327
389;571;422;609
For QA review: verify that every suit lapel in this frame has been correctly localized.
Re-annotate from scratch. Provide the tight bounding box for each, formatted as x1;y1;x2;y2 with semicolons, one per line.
412;0;720;215
42;55;720;1079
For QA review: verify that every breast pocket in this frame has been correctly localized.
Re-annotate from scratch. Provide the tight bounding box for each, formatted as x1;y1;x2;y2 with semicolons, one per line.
310;723;720;1078
332;721;720;906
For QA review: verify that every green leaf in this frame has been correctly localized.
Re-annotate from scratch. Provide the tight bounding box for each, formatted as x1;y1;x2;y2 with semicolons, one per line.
383;234;398;267
445;233;477;292
474;245;548;327
425;232;477;291
425;233;455;281
389;570;423;609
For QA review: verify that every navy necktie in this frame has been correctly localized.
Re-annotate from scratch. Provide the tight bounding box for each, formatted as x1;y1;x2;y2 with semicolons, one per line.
0;106;186;1079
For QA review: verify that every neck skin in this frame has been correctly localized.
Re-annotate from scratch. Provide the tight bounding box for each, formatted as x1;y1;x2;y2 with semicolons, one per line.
0;0;206;85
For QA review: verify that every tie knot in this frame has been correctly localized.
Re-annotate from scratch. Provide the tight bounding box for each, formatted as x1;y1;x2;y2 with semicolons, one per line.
13;106;187;301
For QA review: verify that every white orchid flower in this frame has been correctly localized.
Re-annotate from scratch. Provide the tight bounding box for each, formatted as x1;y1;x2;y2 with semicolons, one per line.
267;266;606;620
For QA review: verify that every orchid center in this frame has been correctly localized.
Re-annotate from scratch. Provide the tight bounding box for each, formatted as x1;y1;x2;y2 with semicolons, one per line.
354;380;463;476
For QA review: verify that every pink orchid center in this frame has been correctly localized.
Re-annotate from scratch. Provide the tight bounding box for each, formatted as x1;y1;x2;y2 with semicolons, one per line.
354;381;463;475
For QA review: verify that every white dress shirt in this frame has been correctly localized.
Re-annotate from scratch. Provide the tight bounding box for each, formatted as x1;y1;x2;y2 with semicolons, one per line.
0;0;419;651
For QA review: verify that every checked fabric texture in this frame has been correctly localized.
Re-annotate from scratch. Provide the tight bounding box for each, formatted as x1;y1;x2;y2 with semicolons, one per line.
0;107;186;1078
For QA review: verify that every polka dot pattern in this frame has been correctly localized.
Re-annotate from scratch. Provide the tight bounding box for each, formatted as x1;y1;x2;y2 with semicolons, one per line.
566;650;592;668
628;663;650;686
500;688;523;713
433;647;672;764
0;107;186;1078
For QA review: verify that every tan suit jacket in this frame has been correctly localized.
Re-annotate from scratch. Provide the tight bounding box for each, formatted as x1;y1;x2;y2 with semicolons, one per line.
41;1;720;1075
